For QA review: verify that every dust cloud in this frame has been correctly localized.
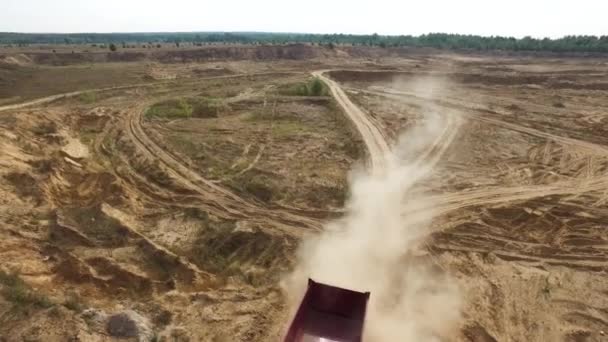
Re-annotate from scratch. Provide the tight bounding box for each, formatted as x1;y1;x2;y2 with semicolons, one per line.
282;84;462;341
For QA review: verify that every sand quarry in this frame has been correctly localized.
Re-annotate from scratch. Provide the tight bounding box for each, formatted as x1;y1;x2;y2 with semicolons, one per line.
0;45;607;341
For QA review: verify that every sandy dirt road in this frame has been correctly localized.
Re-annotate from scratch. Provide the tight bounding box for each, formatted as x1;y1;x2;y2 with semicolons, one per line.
339;86;608;216
313;71;391;171
366;86;608;157
317;71;462;175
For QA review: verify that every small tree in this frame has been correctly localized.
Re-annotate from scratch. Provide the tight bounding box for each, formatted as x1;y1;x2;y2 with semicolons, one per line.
109;43;117;52
309;78;326;96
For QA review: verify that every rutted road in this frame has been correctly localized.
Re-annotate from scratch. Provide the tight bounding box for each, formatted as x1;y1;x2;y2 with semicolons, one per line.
316;71;460;173
126;103;324;234
313;71;391;172
349;82;608;215
365;86;608;157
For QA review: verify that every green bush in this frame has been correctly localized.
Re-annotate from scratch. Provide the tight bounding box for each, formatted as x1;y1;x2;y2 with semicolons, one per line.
281;77;328;97
308;78;327;96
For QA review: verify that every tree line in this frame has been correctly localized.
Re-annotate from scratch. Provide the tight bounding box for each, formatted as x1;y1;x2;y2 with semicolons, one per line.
2;32;608;53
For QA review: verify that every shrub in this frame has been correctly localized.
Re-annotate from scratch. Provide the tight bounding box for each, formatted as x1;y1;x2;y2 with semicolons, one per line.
0;270;53;309
281;77;328;96
309;78;327;96
109;43;117;52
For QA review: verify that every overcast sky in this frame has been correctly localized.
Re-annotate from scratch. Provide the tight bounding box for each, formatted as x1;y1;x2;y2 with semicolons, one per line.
2;0;607;38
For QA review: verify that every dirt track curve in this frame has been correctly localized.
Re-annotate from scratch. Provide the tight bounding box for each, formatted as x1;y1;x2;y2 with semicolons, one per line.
125;101;324;234
7;70;602;234
314;71;391;171
351;85;608;217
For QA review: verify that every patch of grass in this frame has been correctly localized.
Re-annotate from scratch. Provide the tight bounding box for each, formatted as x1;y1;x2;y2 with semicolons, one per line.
32;121;58;136
78;91;97;104
0;270;53;309
63;291;85;312
279;77;329;96
145;98;193;119
244;109;310;138
146;97;230;120
79;131;97;145
231;171;282;203
190;97;229;118
271;121;304;138
189;222;291;286
62;206;130;247
3;172;41;199
244;109;272;122
0;270;23;288
243;175;274;203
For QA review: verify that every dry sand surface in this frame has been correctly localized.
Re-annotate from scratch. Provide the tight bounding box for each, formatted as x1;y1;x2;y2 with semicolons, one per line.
0;45;607;341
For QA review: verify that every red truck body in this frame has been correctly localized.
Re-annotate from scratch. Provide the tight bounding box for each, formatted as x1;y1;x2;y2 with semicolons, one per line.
284;279;370;342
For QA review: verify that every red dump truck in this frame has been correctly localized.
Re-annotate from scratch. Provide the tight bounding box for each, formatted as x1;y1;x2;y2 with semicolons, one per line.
284;279;371;342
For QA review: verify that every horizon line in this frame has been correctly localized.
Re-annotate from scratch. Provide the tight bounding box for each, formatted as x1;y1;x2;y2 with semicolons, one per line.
2;31;604;40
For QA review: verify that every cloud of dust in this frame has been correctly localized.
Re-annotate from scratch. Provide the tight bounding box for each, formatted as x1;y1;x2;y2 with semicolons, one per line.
282;78;461;341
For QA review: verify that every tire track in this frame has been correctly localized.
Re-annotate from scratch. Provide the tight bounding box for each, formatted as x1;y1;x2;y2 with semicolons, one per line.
313;71;390;172
348;85;608;211
1;72;329;232
126;103;323;233
0;72;300;113
366;86;608;157
318;71;463;173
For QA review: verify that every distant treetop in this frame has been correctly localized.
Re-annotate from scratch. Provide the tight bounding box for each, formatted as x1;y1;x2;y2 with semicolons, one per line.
1;32;608;53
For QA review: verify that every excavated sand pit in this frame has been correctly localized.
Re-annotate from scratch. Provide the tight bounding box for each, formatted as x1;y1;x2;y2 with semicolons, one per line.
0;48;607;341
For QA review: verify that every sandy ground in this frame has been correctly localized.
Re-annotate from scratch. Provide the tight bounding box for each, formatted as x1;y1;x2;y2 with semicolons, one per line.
0;46;607;341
